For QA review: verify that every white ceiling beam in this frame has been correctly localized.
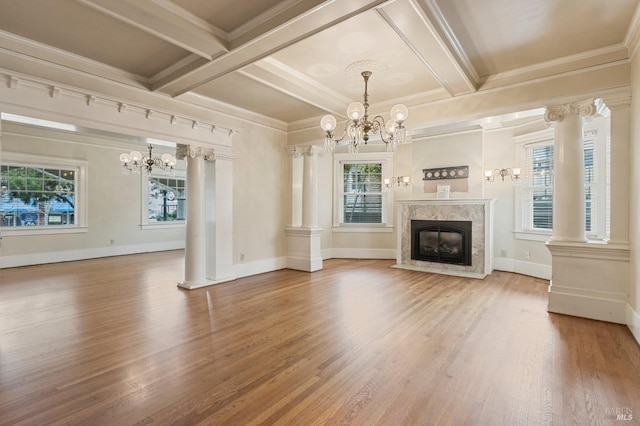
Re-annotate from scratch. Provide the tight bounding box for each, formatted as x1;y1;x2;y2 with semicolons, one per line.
153;0;391;96
78;0;228;60
376;0;477;96
239;58;352;116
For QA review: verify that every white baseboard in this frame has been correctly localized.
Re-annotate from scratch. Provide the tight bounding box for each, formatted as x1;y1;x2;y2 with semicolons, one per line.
627;303;640;346
0;241;185;269
234;256;287;278
329;248;396;259
548;283;627;324
493;256;551;280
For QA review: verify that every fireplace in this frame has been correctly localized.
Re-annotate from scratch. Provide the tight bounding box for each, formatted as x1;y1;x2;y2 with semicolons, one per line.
411;220;472;266
395;199;494;278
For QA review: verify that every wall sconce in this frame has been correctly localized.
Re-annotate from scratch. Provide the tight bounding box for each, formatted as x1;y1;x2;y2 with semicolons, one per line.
484;167;521;182
384;176;410;189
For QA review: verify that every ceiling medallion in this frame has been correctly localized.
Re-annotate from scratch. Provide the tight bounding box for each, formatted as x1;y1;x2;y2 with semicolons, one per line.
345;60;388;78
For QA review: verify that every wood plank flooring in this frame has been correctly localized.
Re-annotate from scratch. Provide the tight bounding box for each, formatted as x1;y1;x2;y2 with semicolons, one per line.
1;251;639;425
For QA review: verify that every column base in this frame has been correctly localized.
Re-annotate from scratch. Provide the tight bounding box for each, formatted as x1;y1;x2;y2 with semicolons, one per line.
285;226;323;272
546;241;629;324
178;275;235;290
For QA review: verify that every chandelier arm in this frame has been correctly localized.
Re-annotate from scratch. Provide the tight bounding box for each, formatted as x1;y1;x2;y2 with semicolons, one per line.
331;119;358;144
371;116;391;143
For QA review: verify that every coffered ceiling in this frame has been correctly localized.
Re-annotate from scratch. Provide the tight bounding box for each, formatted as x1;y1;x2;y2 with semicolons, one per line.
0;0;638;132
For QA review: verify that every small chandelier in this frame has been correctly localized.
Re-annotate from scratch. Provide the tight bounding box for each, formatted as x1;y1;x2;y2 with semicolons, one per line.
120;144;176;176
320;70;409;154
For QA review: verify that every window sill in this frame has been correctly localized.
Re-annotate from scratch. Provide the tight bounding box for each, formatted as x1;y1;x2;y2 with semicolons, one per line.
0;226;88;236
332;225;393;233
514;230;551;242
141;222;186;230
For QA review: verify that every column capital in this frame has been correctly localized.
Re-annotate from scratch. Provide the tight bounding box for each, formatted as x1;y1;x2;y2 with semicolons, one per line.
286;146;304;158
286;145;324;157
176;144;215;161
544;99;597;122
302;145;324;157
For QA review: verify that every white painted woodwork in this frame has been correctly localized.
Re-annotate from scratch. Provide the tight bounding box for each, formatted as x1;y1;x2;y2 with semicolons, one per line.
301;146;321;229
180;148;208;288
545;101;596;243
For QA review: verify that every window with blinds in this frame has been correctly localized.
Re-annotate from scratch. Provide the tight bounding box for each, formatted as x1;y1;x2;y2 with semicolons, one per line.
341;163;383;224
523;139;596;233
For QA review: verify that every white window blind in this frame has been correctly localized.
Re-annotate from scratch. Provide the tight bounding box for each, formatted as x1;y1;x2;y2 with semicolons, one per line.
522;136;599;235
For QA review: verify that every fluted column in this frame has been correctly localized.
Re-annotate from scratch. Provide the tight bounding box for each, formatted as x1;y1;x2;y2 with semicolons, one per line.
176;144;215;289
302;146;322;229
544;100;596;243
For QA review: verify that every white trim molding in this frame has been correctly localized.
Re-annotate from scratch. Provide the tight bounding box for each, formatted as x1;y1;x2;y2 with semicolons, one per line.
626;304;640;346
546;241;630;324
0;241;184;269
493;257;552;280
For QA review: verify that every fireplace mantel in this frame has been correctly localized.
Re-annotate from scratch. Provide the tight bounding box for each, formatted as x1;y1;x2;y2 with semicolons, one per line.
394;199;495;278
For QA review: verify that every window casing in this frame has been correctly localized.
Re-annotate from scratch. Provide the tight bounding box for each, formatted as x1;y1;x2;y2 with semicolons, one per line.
333;152;393;231
0;152;88;235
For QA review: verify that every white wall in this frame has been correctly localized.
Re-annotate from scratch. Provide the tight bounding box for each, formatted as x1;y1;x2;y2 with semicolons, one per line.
411;130;484;199
0;119;291;274
232;124;289;271
1;122;186;267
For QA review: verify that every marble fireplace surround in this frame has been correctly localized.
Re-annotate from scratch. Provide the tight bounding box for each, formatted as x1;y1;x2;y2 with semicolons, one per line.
394;199;495;279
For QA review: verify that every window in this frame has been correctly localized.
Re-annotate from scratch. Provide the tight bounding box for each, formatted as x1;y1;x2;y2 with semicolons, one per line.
516;117;608;240
147;176;186;223
527;144;554;230
333;152;393;230
0;152;87;234
342;163;383;223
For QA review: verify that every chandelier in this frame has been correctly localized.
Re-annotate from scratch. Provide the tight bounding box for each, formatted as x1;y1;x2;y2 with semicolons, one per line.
320;70;409;154
119;144;176;176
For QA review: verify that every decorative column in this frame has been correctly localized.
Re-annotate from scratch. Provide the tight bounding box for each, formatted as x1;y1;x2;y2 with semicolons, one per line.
176;144;215;289
544;100;596;243
285;145;323;272
602;94;631;245
545;98;629;325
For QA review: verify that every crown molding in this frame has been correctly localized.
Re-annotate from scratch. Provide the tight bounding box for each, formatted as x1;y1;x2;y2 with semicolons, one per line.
624;1;640;59
0;70;237;148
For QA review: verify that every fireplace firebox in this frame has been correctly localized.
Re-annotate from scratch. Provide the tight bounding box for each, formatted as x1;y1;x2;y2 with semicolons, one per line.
411;220;472;266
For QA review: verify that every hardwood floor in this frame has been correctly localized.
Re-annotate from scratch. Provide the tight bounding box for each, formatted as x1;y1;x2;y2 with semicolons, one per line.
1;251;639;425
